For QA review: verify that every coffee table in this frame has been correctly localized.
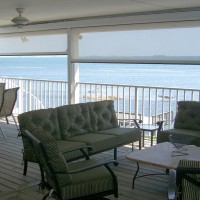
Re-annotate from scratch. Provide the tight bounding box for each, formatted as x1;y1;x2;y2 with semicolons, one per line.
126;142;200;197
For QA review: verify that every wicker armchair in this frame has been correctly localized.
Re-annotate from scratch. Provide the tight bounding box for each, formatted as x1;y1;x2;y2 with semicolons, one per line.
24;129;118;200
176;160;200;200
0;83;5;108
0;87;19;139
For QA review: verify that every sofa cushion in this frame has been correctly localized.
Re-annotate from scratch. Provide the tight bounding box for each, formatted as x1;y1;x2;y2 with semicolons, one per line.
68;133;117;154
98;127;141;146
174;101;200;131
57;104;93;139
88;100;118;132
18;108;61;139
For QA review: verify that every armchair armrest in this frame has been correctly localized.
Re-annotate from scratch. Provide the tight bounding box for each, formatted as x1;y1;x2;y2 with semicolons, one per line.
156;120;164;131
177;167;200;174
176;160;200;198
54;160;118;175
177;160;200;169
61;145;93;154
177;160;200;175
117;118;142;128
61;145;93;160
132;119;143;129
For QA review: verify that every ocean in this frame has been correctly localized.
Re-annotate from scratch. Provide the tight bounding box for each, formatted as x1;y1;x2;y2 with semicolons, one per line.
0;56;200;89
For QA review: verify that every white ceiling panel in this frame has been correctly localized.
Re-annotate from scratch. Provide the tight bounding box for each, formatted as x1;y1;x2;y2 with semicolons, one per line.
0;0;200;28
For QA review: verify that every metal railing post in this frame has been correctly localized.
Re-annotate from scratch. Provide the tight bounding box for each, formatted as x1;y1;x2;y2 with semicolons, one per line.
135;86;138;120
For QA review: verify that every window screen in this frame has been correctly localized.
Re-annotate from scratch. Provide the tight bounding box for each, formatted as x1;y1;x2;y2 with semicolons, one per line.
0;30;67;55
75;26;200;64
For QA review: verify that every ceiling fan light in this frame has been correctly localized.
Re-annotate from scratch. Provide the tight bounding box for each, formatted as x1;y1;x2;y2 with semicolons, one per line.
11;8;29;28
11;16;29;27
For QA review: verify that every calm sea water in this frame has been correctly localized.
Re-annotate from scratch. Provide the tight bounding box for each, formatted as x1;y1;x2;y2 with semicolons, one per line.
0;56;200;89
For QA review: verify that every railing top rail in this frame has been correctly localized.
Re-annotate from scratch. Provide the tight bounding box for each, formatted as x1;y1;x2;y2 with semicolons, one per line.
0;76;68;84
1;76;199;92
78;81;200;92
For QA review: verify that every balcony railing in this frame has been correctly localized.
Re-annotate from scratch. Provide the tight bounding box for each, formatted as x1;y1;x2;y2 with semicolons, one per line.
0;77;68;113
78;82;200;125
1;77;200;126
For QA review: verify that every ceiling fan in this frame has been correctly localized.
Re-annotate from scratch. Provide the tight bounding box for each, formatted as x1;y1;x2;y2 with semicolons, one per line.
11;8;29;28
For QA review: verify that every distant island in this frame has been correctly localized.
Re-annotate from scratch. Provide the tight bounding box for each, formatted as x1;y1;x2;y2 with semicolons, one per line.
79;55;200;64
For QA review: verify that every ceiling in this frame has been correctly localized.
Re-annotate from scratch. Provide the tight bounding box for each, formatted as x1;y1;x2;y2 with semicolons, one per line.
1;0;200;28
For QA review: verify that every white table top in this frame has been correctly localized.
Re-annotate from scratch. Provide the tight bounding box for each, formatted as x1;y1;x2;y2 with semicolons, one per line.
139;124;159;131
126;142;200;169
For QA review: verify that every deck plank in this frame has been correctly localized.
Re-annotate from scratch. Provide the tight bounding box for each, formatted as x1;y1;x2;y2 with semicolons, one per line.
0;121;169;200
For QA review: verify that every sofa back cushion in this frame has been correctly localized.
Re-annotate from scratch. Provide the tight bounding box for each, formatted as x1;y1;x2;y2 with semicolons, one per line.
88;100;118;132
174;101;200;131
18;108;61;139
57;103;93;139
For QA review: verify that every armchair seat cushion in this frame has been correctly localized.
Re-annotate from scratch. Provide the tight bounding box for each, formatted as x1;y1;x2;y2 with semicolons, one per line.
157;128;200;146
68;133;117;154
98;127;141;146
63;159;114;200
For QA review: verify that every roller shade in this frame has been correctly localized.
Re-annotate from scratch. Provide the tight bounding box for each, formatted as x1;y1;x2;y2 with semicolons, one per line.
0;30;67;55
74;25;200;64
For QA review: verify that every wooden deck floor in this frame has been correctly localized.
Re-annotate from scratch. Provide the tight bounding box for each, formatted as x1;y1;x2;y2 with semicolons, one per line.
0;121;169;200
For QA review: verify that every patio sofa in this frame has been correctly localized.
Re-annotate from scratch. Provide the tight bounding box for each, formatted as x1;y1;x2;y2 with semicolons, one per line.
18;100;142;176
157;101;200;146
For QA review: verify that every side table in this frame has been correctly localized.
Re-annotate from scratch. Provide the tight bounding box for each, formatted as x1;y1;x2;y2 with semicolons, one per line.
133;119;164;147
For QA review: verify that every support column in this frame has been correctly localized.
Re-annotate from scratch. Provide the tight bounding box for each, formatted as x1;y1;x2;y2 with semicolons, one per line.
67;28;79;105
